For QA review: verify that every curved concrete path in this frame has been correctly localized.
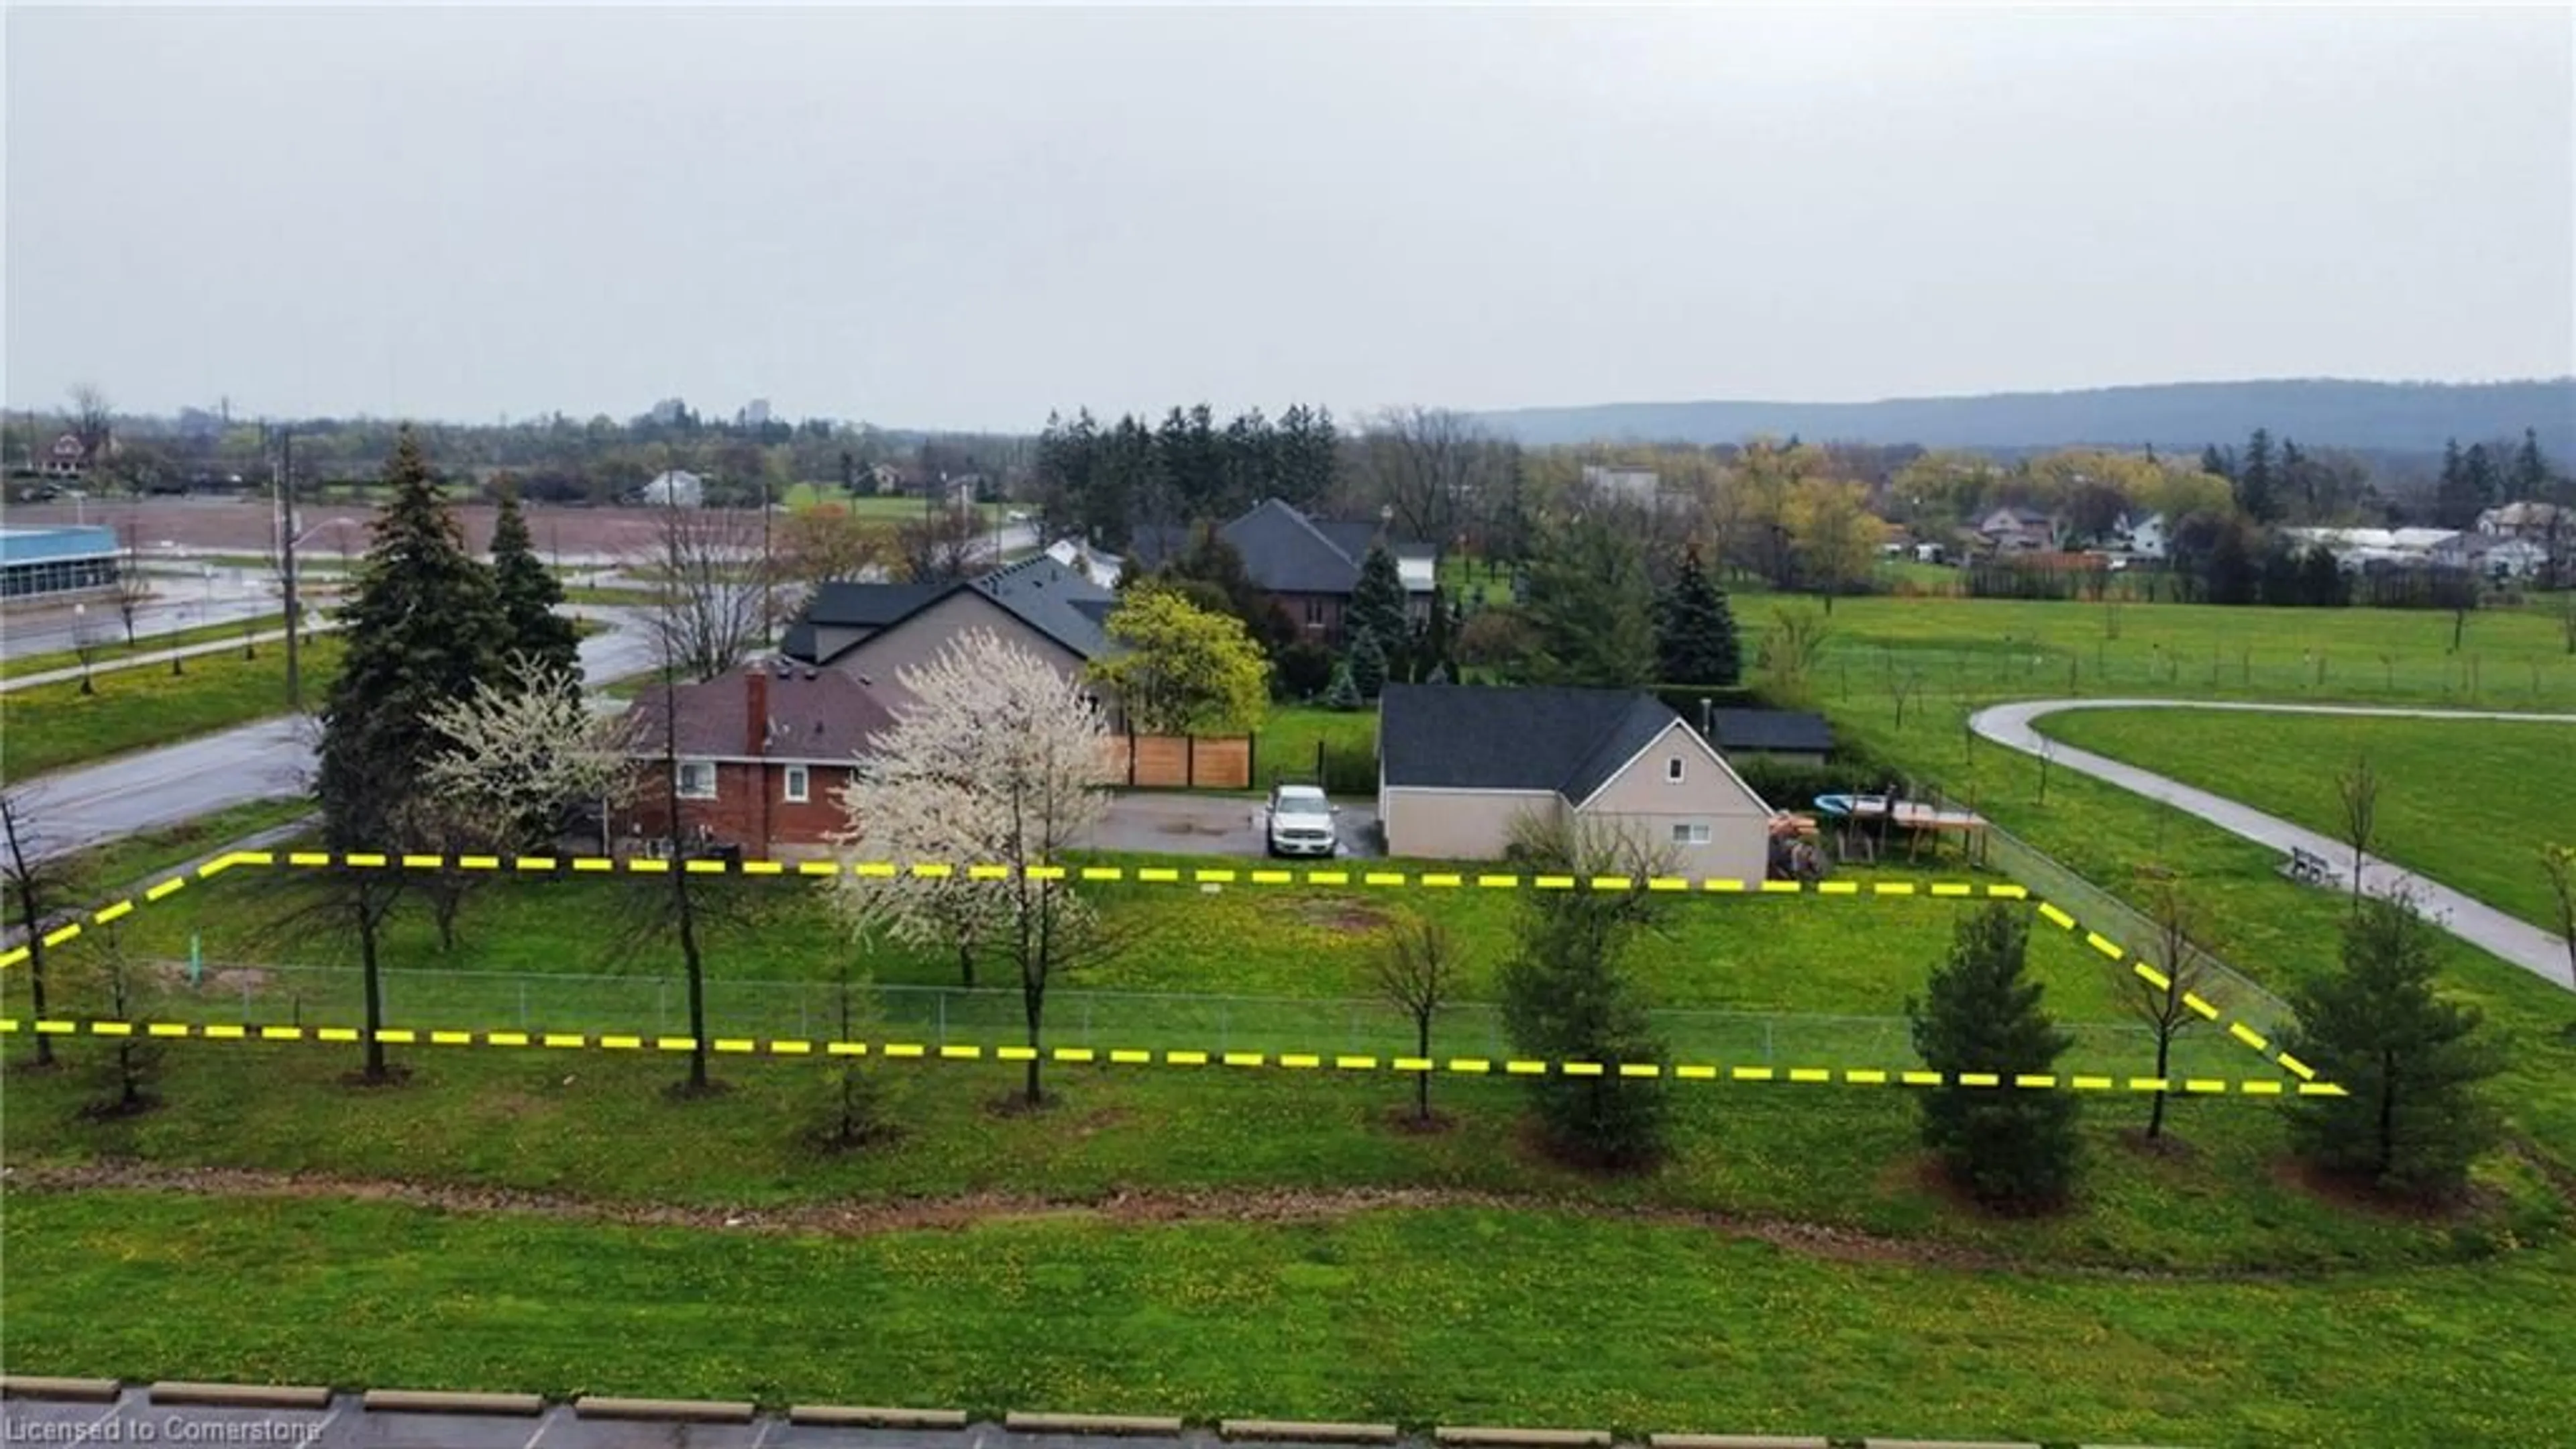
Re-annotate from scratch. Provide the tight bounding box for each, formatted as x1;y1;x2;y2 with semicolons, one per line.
1969;699;2576;992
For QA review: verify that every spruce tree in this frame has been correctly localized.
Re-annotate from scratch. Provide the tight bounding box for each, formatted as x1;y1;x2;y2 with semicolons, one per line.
2235;427;2279;523
1519;513;1656;688
489;484;580;684
2510;428;2550;500
1322;658;1363;711
1907;905;2082;1212
1348;544;1410;676
1415;587;1456;682
2461;444;2502;519
1654;543;1742;686
2199;443;2234;481
1348;629;1388;701
1498;817;1668;1169
2284;896;2502;1199
317;425;508;848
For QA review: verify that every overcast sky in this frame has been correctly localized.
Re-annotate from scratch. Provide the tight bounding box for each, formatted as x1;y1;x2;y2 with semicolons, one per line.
5;4;2571;431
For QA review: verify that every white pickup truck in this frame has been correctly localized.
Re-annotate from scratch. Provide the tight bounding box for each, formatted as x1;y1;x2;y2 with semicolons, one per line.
1263;784;1341;858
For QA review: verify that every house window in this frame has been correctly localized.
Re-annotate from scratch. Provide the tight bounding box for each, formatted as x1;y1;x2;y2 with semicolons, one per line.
1304;597;1324;627
1671;822;1711;846
676;760;717;800
1666;757;1684;783
784;764;810;804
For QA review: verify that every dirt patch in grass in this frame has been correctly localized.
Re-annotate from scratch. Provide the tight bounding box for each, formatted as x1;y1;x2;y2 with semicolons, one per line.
1291;899;1391;934
2266;1155;2496;1224
9;1161;2353;1280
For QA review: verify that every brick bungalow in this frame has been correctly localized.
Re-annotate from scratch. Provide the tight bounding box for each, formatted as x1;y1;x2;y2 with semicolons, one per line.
619;659;895;859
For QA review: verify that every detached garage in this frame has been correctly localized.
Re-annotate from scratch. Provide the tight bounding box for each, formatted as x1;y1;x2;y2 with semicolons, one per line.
1375;683;1774;880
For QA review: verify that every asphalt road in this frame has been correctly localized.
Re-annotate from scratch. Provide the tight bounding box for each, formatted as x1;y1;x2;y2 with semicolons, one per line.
1968;697;2576;991
1085;792;1382;859
0;566;287;662
12;610;660;861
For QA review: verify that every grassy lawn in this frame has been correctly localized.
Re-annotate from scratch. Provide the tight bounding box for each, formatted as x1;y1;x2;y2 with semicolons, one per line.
0;635;343;778
1436;554;1515;608
561;584;661;607
10;592;2576;1438
1258;704;1378;792
781;484;1007;523
8;1189;2573;1447
0;612;290;680
42;798;315;900
2035;708;2576;932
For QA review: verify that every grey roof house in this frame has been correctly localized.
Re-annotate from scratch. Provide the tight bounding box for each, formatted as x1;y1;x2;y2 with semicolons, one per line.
777;555;1124;724
1376;684;1774;879
1130;498;1436;643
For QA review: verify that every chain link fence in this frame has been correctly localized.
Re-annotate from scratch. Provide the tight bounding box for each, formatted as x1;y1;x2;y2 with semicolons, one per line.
28;963;2257;1079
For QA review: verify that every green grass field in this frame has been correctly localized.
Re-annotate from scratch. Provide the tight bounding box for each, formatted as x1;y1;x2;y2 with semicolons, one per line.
780;483;1007;522
0;612;290;681
2035;708;2576;932
1256;704;1379;792
0;635;343;778
10;590;2576;1440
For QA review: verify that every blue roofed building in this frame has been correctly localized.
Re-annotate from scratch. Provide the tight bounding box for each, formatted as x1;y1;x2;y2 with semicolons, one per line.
0;525;120;600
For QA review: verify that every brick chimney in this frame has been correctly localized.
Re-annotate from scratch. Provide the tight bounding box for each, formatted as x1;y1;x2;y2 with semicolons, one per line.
745;663;769;758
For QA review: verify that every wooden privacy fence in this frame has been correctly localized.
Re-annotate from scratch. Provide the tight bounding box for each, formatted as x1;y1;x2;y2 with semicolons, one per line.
1106;732;1254;790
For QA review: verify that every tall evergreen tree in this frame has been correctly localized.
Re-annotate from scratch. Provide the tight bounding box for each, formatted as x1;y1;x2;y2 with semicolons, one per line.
1414;587;1457;682
1654;544;1742;686
2235;427;2279;523
2433;438;2474;529
1274;403;1340;511
312;427;507;1081
318;427;508;847
1498;816;1670;1169
1907;905;2081;1212
1347;629;1388;701
2461;443;2502;521
2284;895;2502;1199
2198;443;2234;481
2509;427;2551;500
488;486;580;684
1347;543;1411;675
1518;513;1656;688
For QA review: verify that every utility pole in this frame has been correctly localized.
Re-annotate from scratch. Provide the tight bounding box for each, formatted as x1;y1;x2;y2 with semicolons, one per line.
759;472;773;650
272;425;303;710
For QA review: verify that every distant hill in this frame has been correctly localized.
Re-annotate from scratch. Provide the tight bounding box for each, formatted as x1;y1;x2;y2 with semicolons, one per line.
1475;378;2576;456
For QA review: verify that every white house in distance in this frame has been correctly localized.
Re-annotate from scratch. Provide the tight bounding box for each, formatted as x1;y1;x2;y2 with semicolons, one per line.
1045;537;1125;590
2109;511;2168;562
1580;465;1662;508
1375;683;1774;882
1976;506;2057;553
639;469;705;507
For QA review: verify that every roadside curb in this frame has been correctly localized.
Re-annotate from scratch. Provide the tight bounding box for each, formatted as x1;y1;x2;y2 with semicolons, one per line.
792;1405;972;1429
1006;1411;1191;1436
1436;1428;1613;1448
148;1381;333;1410
1648;1436;1829;1449
1221;1420;1403;1443
362;1389;545;1416
0;1377;119;1402
574;1395;756;1423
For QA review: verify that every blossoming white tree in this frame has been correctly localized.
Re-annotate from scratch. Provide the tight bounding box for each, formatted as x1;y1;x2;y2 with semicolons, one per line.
422;654;638;849
828;629;1118;1106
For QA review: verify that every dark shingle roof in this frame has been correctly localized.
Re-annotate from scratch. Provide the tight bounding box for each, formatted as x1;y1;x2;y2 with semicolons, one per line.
1707;708;1835;755
1379;684;1682;801
629;661;897;763
778;559;1120;666
971;554;1118;660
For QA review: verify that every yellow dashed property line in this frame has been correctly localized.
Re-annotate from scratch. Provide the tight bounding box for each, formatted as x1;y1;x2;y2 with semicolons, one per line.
2037;902;2078;930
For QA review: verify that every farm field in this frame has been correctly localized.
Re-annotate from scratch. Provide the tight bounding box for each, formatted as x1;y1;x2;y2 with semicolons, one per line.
2035;707;2576;932
780;484;1007;521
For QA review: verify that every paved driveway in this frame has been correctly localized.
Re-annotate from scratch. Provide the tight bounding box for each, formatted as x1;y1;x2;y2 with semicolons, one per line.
1087;792;1381;859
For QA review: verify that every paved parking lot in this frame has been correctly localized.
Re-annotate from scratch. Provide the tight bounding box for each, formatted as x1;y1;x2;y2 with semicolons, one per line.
1085;792;1379;859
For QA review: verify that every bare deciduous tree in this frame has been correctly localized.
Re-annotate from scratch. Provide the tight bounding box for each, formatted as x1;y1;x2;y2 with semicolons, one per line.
633;497;769;684
74;922;166;1117
778;504;887;592
0;788;76;1068
1371;914;1461;1126
68;609;109;696
2111;875;2220;1140
892;504;988;584
2542;843;2575;988
2336;753;2381;908
67;383;113;463
109;521;154;647
828;629;1121;1106
1352;407;1498;549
